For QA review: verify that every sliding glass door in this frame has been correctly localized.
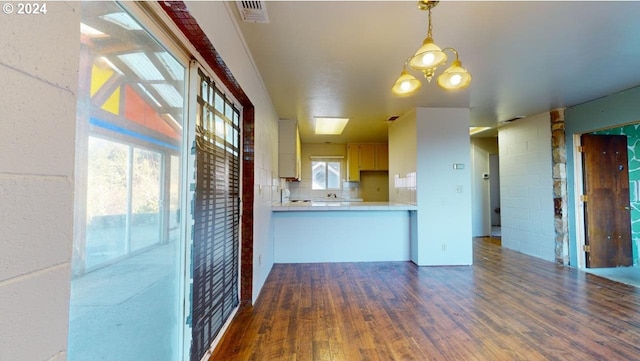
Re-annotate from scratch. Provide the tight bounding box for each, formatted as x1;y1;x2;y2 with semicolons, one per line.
130;147;163;252
70;2;187;360
71;3;243;361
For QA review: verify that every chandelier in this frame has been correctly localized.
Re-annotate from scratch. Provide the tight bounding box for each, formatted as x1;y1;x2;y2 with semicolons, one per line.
392;1;472;96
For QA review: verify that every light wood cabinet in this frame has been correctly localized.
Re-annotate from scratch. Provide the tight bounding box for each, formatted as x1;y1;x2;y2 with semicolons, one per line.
359;144;376;170
347;144;360;181
376;144;389;171
278;119;301;180
347;143;389;181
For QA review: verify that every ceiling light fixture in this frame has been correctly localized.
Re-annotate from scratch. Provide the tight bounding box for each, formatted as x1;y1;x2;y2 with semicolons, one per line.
392;1;471;96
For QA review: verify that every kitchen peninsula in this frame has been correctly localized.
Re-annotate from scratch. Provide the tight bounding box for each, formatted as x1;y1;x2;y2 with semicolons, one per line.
272;201;416;263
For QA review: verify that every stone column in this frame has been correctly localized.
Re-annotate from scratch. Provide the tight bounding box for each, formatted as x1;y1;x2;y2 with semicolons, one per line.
551;109;569;264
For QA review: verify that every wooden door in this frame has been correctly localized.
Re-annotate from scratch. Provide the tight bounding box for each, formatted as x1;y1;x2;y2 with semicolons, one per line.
582;134;632;268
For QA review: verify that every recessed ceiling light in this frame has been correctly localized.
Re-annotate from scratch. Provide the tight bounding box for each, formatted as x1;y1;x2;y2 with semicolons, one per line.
314;117;349;135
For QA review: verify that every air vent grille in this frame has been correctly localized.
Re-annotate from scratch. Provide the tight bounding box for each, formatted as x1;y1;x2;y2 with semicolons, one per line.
236;1;269;23
500;116;525;123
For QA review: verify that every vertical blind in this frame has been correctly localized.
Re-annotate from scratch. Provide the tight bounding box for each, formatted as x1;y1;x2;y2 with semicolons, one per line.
191;68;240;361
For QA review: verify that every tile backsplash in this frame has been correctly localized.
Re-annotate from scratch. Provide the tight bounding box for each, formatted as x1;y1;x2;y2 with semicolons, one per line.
285;179;360;200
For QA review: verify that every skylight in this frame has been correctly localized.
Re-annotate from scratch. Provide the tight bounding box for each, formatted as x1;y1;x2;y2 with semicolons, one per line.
80;23;107;37
138;84;162;107
98;56;123;75
314;117;349;135
155;52;184;81
100;12;143;31
151;84;184;108
118;52;163;81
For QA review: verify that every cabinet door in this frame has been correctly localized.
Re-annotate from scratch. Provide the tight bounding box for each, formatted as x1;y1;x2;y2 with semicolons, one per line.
376;144;388;170
295;127;301;179
278;119;301;179
347;144;360;181
359;144;376;171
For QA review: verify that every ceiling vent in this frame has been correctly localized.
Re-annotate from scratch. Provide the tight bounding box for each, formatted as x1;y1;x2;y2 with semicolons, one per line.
386;115;400;122
500;116;525;123
236;1;269;23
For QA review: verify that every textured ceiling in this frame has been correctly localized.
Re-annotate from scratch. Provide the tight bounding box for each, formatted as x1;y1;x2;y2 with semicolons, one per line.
228;1;640;143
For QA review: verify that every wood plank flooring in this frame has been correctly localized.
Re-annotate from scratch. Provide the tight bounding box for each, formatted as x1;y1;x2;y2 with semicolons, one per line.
210;238;640;360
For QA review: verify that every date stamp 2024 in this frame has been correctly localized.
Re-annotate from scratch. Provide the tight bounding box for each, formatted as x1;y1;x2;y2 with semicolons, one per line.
2;2;48;15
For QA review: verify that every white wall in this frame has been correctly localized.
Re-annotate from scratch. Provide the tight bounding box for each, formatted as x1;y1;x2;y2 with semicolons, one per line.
471;138;499;237
0;2;79;360
187;2;280;303
498;113;556;261
388;110;417;204
414;108;473;266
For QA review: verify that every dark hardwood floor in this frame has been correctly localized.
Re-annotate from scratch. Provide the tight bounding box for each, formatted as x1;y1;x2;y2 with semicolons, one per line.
210;238;640;360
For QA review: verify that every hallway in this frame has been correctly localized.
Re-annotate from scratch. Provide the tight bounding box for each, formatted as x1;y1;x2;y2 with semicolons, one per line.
211;237;640;361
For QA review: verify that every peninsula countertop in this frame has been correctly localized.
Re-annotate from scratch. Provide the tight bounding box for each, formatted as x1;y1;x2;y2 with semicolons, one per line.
272;201;417;212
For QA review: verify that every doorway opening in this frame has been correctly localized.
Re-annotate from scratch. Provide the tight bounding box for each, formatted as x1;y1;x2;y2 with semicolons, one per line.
575;123;640;287
489;154;501;238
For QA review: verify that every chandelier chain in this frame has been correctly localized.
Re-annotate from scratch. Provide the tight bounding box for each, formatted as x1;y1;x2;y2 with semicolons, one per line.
391;0;471;95
427;8;433;39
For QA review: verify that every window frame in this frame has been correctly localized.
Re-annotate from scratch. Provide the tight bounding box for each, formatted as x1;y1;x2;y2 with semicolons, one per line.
311;158;343;191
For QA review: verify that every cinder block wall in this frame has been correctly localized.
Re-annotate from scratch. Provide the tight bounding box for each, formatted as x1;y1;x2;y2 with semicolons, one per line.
498;112;556;261
0;3;79;360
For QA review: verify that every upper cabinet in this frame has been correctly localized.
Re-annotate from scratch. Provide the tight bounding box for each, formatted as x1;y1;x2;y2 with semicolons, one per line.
359;144;376;171
347;143;388;181
375;143;389;170
347;144;360;181
278;119;301;180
